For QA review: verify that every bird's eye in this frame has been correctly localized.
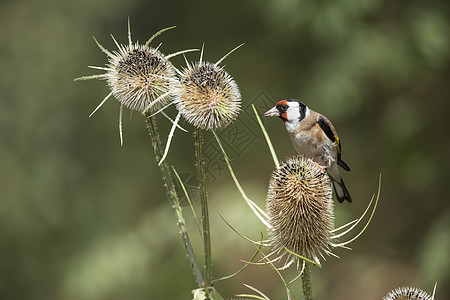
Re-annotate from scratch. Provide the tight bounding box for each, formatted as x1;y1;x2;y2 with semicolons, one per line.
282;104;288;110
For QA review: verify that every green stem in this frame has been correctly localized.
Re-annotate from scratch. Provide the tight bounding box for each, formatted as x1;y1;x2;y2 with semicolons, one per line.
301;263;313;300
194;127;212;291
145;113;204;288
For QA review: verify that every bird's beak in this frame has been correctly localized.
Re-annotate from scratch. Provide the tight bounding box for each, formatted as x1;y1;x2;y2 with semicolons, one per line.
264;106;279;117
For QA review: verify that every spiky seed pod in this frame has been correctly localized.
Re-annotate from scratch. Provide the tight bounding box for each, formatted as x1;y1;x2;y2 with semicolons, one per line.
173;61;241;130
106;44;175;112
383;287;433;300
267;156;334;265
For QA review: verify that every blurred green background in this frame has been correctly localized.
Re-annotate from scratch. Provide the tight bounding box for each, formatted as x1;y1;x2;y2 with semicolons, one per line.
1;0;449;299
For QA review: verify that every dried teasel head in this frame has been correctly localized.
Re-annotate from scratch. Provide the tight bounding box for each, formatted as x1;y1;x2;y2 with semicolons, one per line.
383;286;433;300
75;21;177;114
266;156;334;266
75;19;196;144
173;47;242;130
104;43;175;113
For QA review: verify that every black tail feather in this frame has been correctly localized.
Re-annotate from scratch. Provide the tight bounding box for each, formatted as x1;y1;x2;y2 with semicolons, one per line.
337;158;351;171
331;178;352;203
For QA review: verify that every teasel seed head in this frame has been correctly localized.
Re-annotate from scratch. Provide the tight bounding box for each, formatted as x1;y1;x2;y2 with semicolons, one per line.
74;20;199;144
106;44;175;113
383;286;433;300
173;60;241;130
266;156;334;266
75;21;179;116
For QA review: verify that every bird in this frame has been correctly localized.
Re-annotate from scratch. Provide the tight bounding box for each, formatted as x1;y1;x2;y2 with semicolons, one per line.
264;99;352;203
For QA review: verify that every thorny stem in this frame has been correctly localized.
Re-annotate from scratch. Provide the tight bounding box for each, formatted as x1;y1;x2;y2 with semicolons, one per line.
194;127;212;295
145;113;204;288
301;263;313;300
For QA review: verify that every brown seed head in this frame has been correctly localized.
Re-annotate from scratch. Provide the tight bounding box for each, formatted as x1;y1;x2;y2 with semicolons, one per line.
267;156;334;265
383;287;433;300
107;44;175;112
173;61;241;130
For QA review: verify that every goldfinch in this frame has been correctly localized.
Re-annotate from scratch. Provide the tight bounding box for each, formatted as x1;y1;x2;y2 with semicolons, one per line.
264;99;352;203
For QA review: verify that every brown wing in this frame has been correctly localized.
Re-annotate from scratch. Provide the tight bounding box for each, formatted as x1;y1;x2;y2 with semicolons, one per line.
317;115;350;171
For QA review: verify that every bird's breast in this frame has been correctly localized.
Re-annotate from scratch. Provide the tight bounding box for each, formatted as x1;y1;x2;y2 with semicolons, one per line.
289;130;337;167
289;132;318;157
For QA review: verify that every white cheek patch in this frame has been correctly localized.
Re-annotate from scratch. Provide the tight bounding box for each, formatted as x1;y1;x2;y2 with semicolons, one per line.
286;103;300;120
286;109;296;121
